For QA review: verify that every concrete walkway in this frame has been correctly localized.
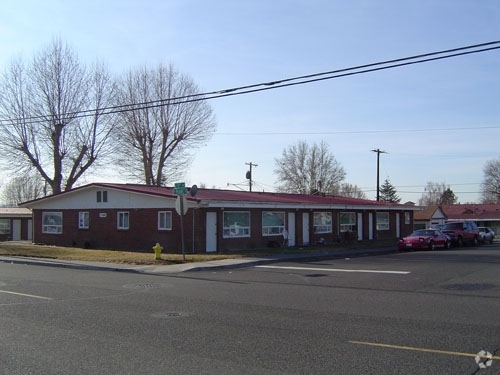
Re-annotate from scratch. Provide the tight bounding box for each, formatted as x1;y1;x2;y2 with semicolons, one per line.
0;246;397;275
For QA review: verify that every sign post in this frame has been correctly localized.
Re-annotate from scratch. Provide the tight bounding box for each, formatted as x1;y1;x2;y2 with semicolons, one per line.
173;182;188;261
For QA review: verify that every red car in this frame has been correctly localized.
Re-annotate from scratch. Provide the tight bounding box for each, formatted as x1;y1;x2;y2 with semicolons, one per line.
398;229;451;251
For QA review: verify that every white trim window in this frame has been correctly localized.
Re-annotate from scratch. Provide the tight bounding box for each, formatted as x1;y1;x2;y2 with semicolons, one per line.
262;211;285;236
42;212;63;234
158;211;172;230
376;212;389;231
78;212;89;229
313;212;332;233
223;211;250;238
117;211;129;230
405;212;411;225
0;219;10;234
339;212;356;232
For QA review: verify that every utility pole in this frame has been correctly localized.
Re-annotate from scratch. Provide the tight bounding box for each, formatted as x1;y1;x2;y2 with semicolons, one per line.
245;162;258;192
371;149;387;201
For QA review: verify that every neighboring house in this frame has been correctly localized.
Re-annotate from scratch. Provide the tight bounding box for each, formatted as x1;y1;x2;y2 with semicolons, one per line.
20;183;419;252
442;204;500;234
0;207;33;241
413;205;447;230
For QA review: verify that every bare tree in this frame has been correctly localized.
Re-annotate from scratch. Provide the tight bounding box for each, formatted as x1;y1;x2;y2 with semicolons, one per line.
114;64;216;186
480;157;500;203
274;140;345;194
0;39;117;194
418;181;455;206
1;173;46;206
337;183;367;199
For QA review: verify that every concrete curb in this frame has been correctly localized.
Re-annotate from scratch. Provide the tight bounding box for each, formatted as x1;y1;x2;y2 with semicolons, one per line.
0;247;399;274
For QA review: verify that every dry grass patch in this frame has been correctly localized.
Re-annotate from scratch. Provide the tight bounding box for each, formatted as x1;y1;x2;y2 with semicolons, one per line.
0;241;242;265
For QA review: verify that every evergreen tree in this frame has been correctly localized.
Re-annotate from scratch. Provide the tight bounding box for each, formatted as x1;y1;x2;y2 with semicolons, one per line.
379;178;401;203
440;188;457;205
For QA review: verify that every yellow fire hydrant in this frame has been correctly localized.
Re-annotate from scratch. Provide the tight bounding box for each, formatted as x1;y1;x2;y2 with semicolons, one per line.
152;242;163;260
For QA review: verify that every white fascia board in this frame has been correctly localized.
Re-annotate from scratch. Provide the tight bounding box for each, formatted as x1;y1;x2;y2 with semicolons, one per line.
197;200;419;211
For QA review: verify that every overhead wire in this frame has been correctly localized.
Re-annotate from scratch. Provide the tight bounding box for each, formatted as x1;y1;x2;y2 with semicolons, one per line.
1;41;500;127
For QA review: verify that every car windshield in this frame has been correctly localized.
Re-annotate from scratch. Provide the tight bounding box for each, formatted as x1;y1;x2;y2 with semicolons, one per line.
411;230;434;236
443;223;463;230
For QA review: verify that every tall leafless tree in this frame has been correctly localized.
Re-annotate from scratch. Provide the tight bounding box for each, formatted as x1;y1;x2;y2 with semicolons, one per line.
480;157;500;203
1;173;46;206
337;183;367;199
274;140;345;194
114;64;216;186
0;39;117;194
418;181;456;206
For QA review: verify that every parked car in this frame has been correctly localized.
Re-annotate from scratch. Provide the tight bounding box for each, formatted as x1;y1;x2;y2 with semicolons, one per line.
398;229;451;251
441;221;480;247
431;224;446;230
478;226;495;244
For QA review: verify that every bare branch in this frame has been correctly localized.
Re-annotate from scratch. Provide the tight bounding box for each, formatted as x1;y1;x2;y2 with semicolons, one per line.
114;63;216;186
274;140;345;194
0;39;117;194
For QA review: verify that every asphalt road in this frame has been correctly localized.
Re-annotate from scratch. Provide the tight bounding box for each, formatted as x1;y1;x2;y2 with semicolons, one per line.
1;245;499;374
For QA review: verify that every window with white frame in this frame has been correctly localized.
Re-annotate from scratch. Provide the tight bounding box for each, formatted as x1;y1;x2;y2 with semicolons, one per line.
0;219;10;234
313;212;332;233
223;211;250;238
405;212;411;224
262;211;285;236
42;212;63;234
78;212;89;229
376;212;389;230
158;211;172;230
339;212;356;232
117;211;129;230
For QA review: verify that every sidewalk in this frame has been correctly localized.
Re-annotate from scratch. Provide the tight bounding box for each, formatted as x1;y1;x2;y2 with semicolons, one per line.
0;246;397;275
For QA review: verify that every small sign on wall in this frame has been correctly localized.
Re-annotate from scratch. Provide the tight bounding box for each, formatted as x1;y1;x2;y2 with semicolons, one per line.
99;213;107;218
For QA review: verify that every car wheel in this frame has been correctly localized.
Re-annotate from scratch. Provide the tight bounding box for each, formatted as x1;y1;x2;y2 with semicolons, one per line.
445;240;451;249
490;238;494;244
457;236;464;247
473;236;479;246
428;241;435;251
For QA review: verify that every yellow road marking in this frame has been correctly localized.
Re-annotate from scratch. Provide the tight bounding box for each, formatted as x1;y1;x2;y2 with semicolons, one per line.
349;341;500;360
0;290;53;300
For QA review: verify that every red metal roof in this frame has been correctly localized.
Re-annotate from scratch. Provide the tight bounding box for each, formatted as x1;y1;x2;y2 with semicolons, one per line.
0;207;32;217
442;204;500;221
93;183;414;208
19;182;418;209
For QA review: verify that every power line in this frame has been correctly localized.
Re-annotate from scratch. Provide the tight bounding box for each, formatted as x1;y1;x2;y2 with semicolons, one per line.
1;40;499;127
215;125;500;136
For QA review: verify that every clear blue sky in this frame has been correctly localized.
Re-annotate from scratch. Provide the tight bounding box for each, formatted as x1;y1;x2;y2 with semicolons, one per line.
1;0;500;203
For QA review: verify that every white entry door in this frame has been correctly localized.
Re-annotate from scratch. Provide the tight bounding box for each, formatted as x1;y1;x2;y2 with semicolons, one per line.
287;212;296;246
12;219;21;240
396;213;401;238
369;213;374;240
27;219;32;240
205;212;217;253
357;213;363;241
302;212;310;245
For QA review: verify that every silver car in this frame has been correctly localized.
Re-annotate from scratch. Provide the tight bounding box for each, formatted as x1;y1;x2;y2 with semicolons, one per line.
478;226;495;244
